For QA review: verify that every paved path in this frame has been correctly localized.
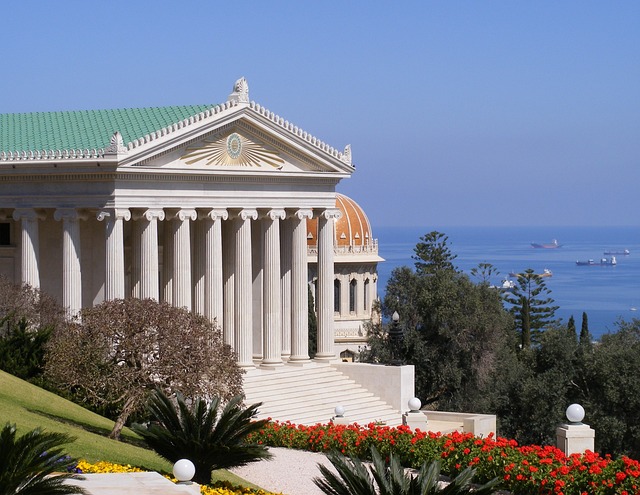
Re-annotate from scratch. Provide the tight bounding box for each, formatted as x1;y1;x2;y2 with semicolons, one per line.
230;447;333;495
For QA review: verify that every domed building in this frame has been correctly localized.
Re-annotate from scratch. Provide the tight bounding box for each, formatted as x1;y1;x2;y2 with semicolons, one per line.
307;193;383;360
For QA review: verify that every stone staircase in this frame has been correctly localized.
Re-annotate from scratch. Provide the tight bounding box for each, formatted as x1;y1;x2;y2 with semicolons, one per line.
242;363;402;426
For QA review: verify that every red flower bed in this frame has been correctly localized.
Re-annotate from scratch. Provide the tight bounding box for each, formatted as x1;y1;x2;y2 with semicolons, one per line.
247;421;640;495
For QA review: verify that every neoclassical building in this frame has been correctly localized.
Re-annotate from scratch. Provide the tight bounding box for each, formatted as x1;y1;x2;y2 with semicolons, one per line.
0;78;384;368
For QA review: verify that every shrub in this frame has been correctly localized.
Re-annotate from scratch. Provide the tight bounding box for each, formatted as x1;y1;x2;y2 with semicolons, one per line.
0;423;85;495
314;446;499;495
132;388;272;485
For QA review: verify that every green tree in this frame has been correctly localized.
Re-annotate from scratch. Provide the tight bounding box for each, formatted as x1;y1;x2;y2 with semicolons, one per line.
504;269;559;347
567;315;576;337
367;233;513;411
132;389;271;485
45;299;242;440
0;317;51;380
412;231;458;276
0;423;85;495
313;446;499;495
581;319;640;457
470;262;500;286
495;326;583;446
580;311;591;345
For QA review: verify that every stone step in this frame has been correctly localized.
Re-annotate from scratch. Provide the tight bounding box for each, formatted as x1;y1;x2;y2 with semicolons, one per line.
243;364;403;426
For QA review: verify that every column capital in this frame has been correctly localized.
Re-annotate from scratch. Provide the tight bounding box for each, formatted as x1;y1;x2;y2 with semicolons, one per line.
199;208;229;222
97;208;131;222
133;208;165;222
166;208;197;222
319;208;342;221
290;208;313;221
230;208;258;221
12;208;45;221
260;208;286;221
54;208;88;222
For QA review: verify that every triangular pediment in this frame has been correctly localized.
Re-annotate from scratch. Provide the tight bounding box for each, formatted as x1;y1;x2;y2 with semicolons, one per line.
118;106;354;176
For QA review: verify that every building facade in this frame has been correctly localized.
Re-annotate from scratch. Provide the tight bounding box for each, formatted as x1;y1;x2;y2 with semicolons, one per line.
307;193;383;360
0;78;365;367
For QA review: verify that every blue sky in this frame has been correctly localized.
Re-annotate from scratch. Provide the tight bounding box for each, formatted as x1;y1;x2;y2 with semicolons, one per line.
1;1;638;227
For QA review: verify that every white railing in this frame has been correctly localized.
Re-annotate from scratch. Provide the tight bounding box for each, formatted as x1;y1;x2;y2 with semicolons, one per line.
308;239;378;256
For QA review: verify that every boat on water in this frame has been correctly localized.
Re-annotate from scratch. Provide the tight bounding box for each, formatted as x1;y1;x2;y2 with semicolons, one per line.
509;268;553;278
604;249;630;255
490;278;516;291
576;257;617;266
531;239;561;249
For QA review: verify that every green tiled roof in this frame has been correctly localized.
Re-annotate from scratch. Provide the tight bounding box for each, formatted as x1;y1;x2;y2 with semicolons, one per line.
0;105;214;153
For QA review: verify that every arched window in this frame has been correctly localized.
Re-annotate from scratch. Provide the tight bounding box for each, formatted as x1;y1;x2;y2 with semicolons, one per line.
364;278;371;312
334;278;341;313
349;278;357;313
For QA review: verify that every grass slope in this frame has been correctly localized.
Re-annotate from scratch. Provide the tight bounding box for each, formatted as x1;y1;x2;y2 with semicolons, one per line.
0;370;170;472
0;371;264;488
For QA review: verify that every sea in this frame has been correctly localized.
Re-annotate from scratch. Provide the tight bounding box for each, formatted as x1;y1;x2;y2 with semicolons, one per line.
375;226;640;341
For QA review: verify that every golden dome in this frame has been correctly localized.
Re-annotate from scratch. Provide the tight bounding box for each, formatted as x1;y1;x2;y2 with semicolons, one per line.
307;193;373;247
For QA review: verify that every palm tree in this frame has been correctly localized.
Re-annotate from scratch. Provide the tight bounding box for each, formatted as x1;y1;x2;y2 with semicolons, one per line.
0;423;86;495
313;447;499;495
132;389;272;485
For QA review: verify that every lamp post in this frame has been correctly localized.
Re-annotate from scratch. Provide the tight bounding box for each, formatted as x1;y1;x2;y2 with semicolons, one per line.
389;311;404;366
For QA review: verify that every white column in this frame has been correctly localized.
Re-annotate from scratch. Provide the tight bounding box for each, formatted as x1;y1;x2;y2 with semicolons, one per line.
167;209;196;310
162;219;173;304
233;209;257;367
290;209;312;362
198;209;228;324
222;219;235;346
280;215;293;360
316;208;341;361
97;208;131;300
12;208;43;289
130;219;142;298
54;208;84;317
262;209;285;367
138;208;164;300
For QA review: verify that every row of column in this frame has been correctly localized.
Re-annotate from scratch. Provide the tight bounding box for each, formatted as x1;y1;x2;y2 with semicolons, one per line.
12;206;341;367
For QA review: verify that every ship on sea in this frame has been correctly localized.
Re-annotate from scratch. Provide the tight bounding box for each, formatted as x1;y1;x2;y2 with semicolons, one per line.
576;257;617;266
604;249;630;255
531;239;561;249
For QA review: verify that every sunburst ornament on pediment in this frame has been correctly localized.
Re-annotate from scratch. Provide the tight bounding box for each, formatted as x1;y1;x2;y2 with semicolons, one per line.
181;132;284;169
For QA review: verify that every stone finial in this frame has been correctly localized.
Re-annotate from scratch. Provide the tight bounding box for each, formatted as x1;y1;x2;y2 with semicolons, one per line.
105;131;128;156
228;77;250;104
341;144;352;165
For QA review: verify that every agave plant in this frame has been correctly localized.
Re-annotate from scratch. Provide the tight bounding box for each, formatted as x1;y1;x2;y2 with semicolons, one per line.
313;446;500;495
132;389;272;485
0;423;86;495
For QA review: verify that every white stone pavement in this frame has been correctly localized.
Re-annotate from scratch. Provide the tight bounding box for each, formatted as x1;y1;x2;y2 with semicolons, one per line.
65;472;201;495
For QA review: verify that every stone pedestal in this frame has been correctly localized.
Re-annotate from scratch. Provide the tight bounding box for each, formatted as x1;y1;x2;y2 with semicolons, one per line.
403;411;429;431
332;416;350;425
556;423;595;455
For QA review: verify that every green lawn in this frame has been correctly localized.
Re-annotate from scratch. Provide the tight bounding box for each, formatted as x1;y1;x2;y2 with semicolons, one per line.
0;370;170;472
0;370;262;488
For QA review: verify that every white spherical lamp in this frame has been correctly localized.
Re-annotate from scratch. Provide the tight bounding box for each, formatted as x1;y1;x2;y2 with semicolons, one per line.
408;397;422;413
566;403;585;424
334;405;345;417
173;459;195;483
